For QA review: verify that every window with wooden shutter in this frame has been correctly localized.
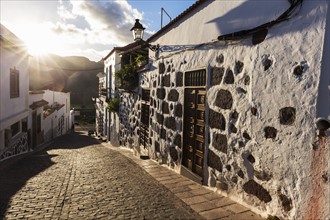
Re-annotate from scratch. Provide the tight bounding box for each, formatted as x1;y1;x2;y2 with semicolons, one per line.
10;67;19;98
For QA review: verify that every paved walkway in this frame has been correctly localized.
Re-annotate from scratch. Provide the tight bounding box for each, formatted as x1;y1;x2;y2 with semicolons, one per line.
0;133;200;219
0;130;264;219
104;143;264;220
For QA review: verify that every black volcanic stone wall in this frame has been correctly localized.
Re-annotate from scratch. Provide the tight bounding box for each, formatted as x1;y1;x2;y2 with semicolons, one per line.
235;60;244;74
224;69;234;84
157;112;164;124
264;126;277;139
159;62;165;74
169;147;178;161
164;117;176;131
176;72;183;87
160;128;166;140
279;107;296;125
243;179;272;203
174;134;182;148
215;89;233;110
157;88;166;99
208;150;223;173
211;67;225;86
209;109;226;130
162;74;170;87
213;133;228;154
174;104;182;117
168;89;179;102
162;102;169;114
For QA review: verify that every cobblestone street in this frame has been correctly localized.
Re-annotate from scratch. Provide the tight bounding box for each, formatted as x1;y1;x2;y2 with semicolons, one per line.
0;132;201;219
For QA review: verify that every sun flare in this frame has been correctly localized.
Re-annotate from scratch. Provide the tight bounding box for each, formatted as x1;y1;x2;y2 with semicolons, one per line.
20;23;64;56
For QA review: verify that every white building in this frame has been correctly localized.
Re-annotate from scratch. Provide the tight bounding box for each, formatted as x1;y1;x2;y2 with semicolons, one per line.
0;24;30;160
141;0;329;219
28;90;71;147
103;48;122;146
42;90;71;142
28;91;48;148
95;72;107;138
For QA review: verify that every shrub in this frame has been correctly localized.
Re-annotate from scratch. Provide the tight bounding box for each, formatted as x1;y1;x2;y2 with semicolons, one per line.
107;97;119;112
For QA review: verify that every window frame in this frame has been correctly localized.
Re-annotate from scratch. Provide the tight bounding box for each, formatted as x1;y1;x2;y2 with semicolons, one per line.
10;67;20;98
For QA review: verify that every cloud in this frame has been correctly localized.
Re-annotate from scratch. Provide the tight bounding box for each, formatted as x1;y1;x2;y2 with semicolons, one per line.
57;0;77;20
52;0;151;61
67;0;146;45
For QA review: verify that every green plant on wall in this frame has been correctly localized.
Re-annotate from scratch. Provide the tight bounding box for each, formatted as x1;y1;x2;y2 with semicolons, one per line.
107;97;119;112
114;63;138;90
114;54;148;91
134;54;147;68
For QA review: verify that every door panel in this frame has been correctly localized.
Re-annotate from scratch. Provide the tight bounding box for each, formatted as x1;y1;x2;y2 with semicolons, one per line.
140;89;150;149
183;88;206;178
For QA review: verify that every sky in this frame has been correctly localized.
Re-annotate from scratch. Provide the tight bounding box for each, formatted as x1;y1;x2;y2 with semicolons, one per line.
0;0;195;62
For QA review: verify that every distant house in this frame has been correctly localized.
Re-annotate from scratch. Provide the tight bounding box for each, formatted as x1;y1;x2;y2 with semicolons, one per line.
131;0;329;219
29;90;71;145
0;24;30;160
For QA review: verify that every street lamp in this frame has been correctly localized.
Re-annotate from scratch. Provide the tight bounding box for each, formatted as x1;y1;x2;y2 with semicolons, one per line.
130;19;159;52
130;19;145;41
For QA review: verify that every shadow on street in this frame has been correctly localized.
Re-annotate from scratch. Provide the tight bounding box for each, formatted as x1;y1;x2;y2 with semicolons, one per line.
0;150;56;218
0;132;99;218
50;132;100;150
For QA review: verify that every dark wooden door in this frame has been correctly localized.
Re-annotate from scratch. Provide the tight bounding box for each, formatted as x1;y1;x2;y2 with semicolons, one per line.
183;88;206;177
140;89;150;149
140;103;150;149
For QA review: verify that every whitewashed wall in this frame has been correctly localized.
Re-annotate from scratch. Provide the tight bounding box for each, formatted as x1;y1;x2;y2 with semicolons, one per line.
147;1;329;219
0;25;29;157
43;90;71;141
104;50;122;146
0;44;29;130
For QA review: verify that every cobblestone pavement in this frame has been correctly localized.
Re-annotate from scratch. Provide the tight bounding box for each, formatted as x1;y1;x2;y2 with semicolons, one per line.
0;132;202;219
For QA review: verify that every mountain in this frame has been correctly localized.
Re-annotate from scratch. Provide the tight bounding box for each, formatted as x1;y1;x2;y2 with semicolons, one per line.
29;54;103;107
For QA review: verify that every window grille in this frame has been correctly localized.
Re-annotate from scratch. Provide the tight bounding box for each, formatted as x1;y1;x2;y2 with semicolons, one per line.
185;69;206;87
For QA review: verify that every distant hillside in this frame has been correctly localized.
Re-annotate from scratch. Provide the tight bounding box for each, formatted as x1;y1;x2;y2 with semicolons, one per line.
29;54;103;107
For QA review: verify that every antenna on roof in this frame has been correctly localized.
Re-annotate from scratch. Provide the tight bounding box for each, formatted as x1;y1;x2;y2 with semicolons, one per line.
161;8;172;29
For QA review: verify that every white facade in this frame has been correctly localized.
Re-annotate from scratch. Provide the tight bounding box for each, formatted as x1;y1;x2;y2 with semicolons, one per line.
145;1;330;219
96;72;107;138
28;90;71;146
42;90;71;142
0;24;30;160
103;49;122;146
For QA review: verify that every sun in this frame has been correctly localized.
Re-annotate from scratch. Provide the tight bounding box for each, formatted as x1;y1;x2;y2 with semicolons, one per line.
27;35;62;56
22;24;64;56
27;40;52;56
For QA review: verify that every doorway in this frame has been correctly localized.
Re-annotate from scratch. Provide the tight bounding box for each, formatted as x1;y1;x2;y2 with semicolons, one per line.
182;69;207;182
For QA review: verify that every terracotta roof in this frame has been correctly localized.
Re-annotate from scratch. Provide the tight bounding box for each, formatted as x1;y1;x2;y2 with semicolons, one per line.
103;41;143;60
146;0;208;43
29;99;49;110
29;90;45;94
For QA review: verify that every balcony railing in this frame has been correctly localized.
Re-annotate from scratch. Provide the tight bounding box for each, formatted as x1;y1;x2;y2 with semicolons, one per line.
0;132;29;161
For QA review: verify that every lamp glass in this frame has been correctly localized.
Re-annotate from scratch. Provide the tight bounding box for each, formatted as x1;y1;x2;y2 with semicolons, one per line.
133;28;144;41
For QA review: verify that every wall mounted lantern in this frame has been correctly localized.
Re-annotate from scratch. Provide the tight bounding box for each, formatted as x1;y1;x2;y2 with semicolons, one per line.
130;19;145;41
131;19;159;52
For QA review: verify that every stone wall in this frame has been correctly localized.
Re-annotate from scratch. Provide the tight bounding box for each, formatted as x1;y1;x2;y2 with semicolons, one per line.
110;1;330;218
148;61;184;171
118;91;140;151
145;39;329;219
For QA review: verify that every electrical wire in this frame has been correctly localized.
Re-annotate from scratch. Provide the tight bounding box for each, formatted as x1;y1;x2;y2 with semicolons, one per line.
217;0;304;42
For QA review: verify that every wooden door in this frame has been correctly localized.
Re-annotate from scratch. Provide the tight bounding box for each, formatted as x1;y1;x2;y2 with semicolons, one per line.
183;88;206;177
140;89;150;149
